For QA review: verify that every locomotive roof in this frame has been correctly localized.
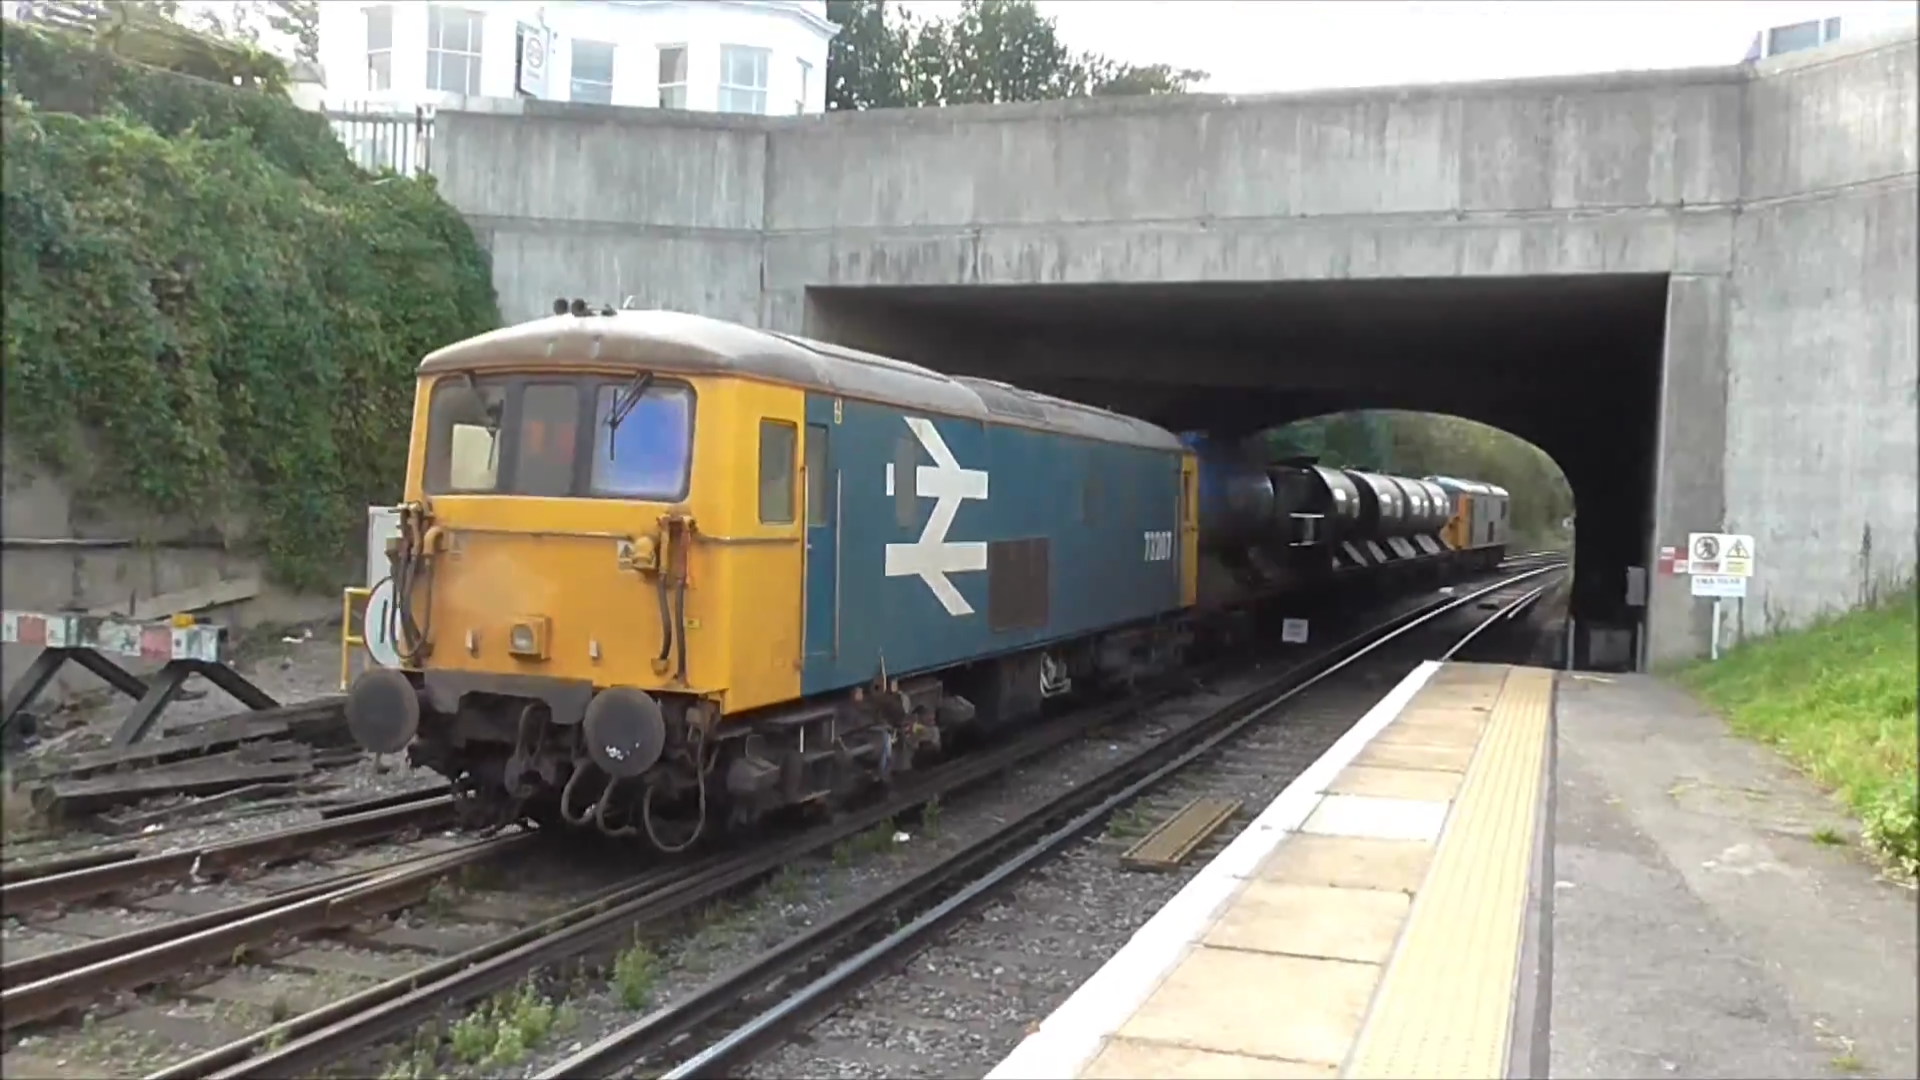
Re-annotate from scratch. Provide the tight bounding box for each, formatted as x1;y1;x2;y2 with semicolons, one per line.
419;310;1186;452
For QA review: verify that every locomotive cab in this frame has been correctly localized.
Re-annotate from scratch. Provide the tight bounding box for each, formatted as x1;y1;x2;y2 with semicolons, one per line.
344;310;808;846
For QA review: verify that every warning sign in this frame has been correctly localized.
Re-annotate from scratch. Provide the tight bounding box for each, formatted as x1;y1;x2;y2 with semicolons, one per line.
1722;536;1754;577
1687;533;1756;578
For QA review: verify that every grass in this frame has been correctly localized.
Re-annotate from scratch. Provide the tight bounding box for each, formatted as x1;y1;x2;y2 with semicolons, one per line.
613;938;661;1010
380;979;576;1079
1678;586;1918;879
1103;804;1154;840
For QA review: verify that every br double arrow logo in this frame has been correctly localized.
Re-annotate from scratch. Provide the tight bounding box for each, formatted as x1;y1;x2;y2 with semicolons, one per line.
884;417;990;617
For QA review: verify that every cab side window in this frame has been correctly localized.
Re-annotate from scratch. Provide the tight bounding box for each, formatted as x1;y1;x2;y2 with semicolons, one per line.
759;420;797;524
805;423;829;526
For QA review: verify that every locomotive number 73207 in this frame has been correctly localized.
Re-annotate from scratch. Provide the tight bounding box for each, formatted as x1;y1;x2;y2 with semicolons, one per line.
1143;529;1175;562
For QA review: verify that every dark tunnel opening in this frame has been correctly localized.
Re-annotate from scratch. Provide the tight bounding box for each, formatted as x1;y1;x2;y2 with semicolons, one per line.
803;275;1671;669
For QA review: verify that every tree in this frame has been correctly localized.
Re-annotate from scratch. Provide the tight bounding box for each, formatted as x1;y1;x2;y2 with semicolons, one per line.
176;1;319;63
826;0;1206;111
17;0;289;89
262;0;319;65
825;0;913;110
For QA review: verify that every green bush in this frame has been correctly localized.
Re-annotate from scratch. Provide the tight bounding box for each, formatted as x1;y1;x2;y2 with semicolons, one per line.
1;26;498;589
1864;771;1918;881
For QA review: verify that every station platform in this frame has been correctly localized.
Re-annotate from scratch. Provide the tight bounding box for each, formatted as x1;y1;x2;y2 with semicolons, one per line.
989;659;1554;1080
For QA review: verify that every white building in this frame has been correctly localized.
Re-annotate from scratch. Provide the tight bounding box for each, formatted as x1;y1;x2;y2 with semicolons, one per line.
315;1;837;115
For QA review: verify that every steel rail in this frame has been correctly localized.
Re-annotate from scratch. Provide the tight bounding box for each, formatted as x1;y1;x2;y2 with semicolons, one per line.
1442;576;1562;661
1;846;142;884
1;795;455;913
144;860;710;1080
3;834;527;1030
0;840;485;987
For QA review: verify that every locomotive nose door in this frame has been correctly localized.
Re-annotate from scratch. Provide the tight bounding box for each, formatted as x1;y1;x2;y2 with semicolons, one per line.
801;399;840;676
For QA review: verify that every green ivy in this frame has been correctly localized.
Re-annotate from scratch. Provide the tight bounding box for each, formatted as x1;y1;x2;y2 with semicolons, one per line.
2;26;499;589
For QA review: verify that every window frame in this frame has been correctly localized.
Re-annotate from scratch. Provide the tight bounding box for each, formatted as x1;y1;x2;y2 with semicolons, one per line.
587;381;698;502
795;57;812;115
757;420;799;525
366;4;394;92
424;379;508;495
1766;19;1823;56
570;38;616;105
425;4;485;97
717;44;769;115
513;381;586;499
422;373;698;502
657;43;689;109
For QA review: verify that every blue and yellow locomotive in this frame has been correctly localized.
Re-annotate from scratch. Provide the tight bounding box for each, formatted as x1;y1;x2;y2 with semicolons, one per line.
342;307;1507;848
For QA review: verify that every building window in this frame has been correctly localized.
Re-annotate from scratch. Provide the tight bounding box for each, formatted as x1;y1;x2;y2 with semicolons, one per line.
658;44;687;109
571;39;614;104
795;57;811;114
1765;17;1839;57
426;5;484;96
718;44;769;115
366;5;393;92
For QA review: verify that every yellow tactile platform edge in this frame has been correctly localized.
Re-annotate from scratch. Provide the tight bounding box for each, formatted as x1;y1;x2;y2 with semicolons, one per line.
1343;666;1553;1080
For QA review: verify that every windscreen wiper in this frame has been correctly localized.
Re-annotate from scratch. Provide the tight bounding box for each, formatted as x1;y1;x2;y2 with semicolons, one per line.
606;371;655;459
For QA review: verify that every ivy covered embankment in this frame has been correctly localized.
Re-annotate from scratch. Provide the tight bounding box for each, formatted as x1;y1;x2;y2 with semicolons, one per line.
1;25;500;589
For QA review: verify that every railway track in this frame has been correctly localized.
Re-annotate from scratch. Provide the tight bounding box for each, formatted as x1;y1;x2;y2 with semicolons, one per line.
1;559;1559;1080
1;790;493;1031
154;663;1259;1080
121;570;1517;1080
531;562;1565;1080
2;787;455;915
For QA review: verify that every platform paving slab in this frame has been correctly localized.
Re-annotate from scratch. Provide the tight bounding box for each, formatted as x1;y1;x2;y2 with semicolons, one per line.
1253;835;1434;894
1353;741;1475;772
1082;1037;1338;1079
1552;672;1919;1080
1300;794;1449;843
1203;881;1410;965
1326;763;1465;801
1115;947;1379;1067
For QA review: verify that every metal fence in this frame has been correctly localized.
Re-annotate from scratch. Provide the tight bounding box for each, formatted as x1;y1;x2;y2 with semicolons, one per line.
325;104;436;177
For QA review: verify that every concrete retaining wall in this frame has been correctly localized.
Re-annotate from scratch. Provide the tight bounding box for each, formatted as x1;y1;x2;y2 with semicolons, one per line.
1724;35;1918;634
1;462;335;712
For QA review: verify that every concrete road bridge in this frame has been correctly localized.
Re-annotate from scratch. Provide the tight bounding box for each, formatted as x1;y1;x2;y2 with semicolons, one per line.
424;28;1917;669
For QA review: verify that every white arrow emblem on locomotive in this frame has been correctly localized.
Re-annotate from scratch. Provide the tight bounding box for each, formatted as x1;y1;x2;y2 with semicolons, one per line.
885;416;989;616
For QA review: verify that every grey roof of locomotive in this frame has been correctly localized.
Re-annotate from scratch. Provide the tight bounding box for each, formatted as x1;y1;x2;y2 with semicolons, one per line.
419;309;1186;453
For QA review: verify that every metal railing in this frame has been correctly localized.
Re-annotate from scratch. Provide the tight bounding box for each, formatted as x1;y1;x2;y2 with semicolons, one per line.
324;103;435;177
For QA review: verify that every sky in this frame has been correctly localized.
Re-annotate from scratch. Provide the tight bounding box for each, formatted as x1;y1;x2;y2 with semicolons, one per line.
900;0;1919;94
17;1;1917;94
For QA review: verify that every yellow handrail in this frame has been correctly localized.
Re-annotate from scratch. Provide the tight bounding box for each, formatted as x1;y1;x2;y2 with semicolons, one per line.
340;586;371;691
